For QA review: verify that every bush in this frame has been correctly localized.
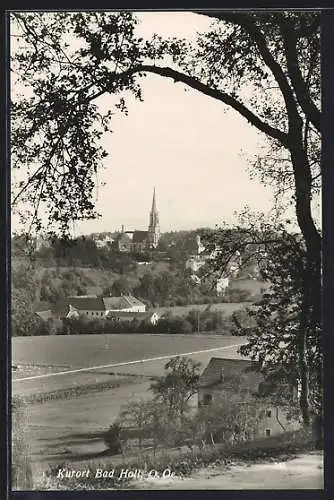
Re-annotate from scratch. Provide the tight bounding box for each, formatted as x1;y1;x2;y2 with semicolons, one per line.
104;423;123;454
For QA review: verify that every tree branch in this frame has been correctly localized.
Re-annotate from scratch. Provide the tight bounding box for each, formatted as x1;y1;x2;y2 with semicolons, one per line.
131;64;289;147
196;11;299;124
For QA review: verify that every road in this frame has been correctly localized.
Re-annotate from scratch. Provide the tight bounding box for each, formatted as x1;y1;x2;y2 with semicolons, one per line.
134;452;324;490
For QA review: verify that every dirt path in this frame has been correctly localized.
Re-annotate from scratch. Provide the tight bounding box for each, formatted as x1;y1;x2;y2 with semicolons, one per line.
132;452;323;490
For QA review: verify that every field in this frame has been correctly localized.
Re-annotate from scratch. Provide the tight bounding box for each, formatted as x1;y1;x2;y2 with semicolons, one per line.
12;333;246;479
230;278;269;294
12;333;245;373
153;302;249;317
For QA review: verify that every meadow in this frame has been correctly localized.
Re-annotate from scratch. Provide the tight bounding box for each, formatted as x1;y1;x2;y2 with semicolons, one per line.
12;333;245;371
153;302;250;317
12;334;246;477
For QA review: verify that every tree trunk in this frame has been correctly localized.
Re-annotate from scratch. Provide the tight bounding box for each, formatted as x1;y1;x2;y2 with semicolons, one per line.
289;134;322;426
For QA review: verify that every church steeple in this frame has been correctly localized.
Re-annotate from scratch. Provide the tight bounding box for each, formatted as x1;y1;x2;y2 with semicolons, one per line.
148;187;160;248
151;187;157;213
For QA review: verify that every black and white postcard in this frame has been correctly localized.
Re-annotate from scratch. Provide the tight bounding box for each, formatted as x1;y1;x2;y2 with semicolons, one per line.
9;9;324;492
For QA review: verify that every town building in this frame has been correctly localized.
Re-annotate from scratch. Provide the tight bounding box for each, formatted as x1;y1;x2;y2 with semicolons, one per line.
215;277;230;296
53;294;147;319
103;295;146;313
92;234;114;249
198;357;300;439
114;188;160;253
185;235;207;273
185;236;242;295
35;294;148;322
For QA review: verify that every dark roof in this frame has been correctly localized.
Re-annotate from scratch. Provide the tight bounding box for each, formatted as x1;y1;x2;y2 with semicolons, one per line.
55;296;105;314
199;357;262;389
53;295;145;316
132;231;149;243
114;231;148;244
115;233;132;244
102;295;145;310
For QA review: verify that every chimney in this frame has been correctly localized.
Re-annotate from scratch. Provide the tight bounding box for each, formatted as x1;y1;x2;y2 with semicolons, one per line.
121;224;124;233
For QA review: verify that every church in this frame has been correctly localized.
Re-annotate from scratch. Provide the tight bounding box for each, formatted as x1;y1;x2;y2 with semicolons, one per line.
114;188;160;253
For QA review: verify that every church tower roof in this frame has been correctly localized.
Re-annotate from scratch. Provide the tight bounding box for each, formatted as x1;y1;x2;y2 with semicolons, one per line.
148;187;160;248
151;186;157;213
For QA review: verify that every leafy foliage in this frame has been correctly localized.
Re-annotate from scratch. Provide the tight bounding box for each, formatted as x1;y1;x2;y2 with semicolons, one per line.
12;12;320;235
150;356;201;421
204;219;322;419
11;12;147;234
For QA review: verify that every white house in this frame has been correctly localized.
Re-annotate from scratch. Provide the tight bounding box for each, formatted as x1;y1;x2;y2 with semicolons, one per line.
185;256;207;273
216;277;230;296
93;235;114;248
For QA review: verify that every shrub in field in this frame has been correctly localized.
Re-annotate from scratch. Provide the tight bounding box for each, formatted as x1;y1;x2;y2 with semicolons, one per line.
104;423;122;454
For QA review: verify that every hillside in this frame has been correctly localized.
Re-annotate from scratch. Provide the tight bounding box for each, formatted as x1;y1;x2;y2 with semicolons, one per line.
12;252;265;307
11;229;269;337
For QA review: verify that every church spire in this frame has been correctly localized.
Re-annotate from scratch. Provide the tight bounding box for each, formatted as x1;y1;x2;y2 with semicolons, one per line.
151;186;157;213
148;187;160;248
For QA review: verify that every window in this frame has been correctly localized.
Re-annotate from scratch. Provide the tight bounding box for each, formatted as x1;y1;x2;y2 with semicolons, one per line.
86;312;89;315
91;312;94;315
266;409;272;417
203;393;213;405
265;429;271;437
101;312;103;316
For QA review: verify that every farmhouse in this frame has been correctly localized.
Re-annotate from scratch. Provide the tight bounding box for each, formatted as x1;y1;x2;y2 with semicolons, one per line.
103;295;146;313
198;357;300;438
55;296;106;319
34;295;148;322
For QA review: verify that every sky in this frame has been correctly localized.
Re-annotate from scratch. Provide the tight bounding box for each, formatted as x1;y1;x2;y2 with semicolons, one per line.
12;11;309;236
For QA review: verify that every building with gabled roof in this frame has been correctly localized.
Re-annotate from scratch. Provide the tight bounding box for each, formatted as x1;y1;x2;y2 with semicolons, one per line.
114;188;160;252
103;295;146;313
198;357;300;439
48;294;146;321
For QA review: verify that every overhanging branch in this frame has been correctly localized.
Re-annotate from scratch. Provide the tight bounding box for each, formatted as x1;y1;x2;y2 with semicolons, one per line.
127;64;289;147
196;11;301;127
